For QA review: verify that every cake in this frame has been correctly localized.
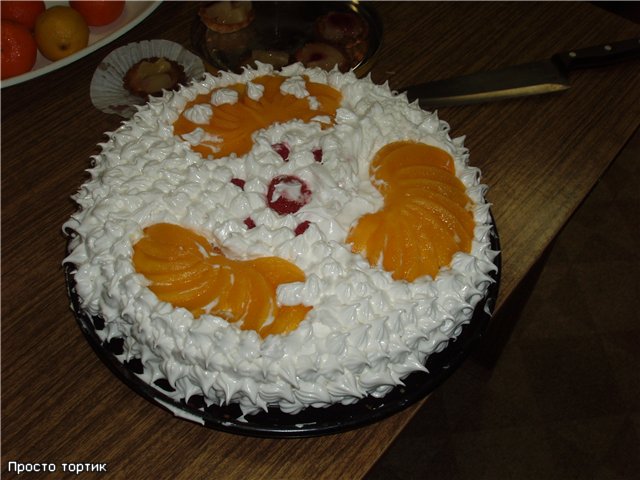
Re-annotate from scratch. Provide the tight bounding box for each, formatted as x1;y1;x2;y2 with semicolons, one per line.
64;63;498;417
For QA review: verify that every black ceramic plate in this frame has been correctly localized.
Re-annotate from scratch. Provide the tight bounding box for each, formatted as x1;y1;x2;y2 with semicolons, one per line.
66;220;500;438
190;1;383;77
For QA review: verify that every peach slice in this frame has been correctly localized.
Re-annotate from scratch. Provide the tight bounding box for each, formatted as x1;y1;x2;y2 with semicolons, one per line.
387;164;461;184
240;271;276;332
214;263;252;321
407;225;440;279
156;268;223;311
381;215;405;276
392;194;474;240
173;74;342;159
132;223;312;337
247;257;306;287
401;207;451;276
387;209;443;281
348;140;475;282
397;221;425;281
391;178;471;210
364;213;387;267
132;223;214;275
306;81;343;113
403;195;473;249
142;223;213;250
145;262;211;286
346;212;382;255
132;250;202;275
147;264;212;295
371;141;455;183
368;141;410;174
133;237;203;262
395;217;425;281
260;305;313;337
403;201;465;253
409;191;474;236
348;212;377;262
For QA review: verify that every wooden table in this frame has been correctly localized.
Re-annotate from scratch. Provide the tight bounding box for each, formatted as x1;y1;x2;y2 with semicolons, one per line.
2;2;639;478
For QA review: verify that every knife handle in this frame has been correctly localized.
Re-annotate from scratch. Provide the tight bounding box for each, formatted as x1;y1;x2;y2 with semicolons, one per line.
553;38;640;71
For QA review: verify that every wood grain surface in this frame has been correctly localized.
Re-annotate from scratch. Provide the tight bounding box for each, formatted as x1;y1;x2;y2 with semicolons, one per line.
2;2;639;479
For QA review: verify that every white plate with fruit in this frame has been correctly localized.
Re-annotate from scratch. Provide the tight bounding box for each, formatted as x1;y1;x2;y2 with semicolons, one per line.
1;1;161;88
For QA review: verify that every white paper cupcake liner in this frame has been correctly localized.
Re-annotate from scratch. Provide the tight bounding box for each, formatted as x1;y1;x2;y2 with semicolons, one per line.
91;39;205;118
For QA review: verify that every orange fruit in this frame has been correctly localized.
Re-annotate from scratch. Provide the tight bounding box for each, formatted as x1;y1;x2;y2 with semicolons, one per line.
34;6;89;61
70;0;125;27
1;1;45;30
1;20;38;80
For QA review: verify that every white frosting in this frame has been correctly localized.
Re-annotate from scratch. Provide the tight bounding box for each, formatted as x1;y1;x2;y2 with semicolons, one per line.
280;75;309;99
64;63;498;415
179;127;221;152
183;104;213;124
210;87;238;106
246;81;265;101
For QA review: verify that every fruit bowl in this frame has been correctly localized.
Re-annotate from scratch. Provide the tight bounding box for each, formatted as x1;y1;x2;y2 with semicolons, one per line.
1;1;161;89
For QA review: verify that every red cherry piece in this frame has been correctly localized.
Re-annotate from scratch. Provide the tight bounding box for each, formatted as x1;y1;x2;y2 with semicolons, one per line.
231;178;246;189
294;221;311;236
244;217;256;229
267;175;312;215
272;142;290;161
312;148;323;163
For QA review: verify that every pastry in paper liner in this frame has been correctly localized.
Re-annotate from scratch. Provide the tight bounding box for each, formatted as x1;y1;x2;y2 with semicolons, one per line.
90;39;205;118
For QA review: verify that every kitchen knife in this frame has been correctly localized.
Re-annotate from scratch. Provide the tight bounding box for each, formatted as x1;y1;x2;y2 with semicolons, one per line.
404;38;640;108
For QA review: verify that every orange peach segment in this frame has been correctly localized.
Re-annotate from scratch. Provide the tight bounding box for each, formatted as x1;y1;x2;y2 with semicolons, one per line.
142;223;213;251
345;212;381;255
145;262;211;285
406;193;473;240
132;223;312;337
146;264;212;295
402;206;451;276
348;140;475;281
157;268;222;311
132;250;202;274
364;213;387;267
240;271;276;332
247;256;306;287
381;215;404;275
371;141;455;183
214;263;252;321
260;305;313;337
387;164;461;185
391;178;471;210
393;216;423;281
173;74;342;159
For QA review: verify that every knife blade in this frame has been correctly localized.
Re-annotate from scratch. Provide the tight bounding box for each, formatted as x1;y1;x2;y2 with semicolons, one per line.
404;38;640;108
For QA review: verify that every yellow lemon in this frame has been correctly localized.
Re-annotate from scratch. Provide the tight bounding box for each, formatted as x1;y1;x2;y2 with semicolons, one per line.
35;6;89;61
